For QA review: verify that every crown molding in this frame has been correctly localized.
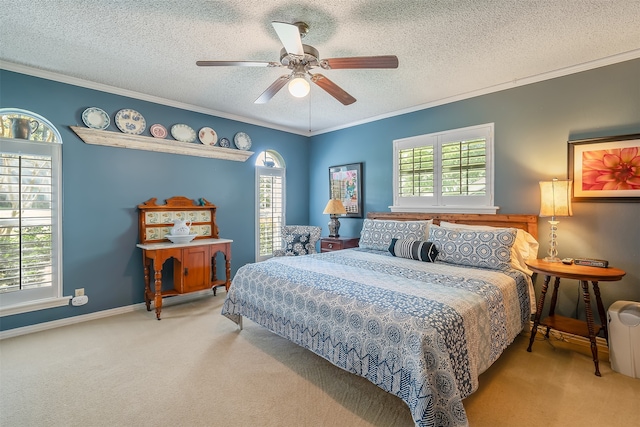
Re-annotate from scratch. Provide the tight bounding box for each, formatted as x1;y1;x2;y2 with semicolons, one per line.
3;49;639;137
311;49;640;136
0;60;310;136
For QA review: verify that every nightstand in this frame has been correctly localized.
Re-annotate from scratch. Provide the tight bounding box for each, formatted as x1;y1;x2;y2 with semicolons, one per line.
525;259;626;376
320;236;360;253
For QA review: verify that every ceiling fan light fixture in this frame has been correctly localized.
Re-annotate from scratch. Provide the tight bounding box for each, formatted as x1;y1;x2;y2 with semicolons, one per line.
197;21;398;105
288;76;310;98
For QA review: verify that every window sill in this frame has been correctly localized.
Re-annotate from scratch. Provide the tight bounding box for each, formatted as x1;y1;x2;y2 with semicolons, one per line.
0;296;72;317
389;205;500;214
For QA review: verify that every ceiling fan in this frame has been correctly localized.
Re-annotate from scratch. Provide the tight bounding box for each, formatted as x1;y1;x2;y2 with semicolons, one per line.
196;21;399;106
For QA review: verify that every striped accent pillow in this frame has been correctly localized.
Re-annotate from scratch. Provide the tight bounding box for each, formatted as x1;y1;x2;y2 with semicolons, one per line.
388;238;438;262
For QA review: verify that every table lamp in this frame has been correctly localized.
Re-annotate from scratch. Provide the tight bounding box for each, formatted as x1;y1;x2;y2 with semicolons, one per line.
323;199;347;237
539;178;573;262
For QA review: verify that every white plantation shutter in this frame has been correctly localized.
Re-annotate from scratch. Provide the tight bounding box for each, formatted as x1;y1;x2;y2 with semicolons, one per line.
0;137;64;314
398;145;434;197
256;165;285;261
441;139;487;197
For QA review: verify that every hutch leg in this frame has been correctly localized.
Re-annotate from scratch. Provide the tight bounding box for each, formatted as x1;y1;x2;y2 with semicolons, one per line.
580;280;601;376
592;281;608;341
153;266;163;320
528;274;551;352
142;259;152;311
225;251;231;291
212;252;218;282
212;252;218;296
545;276;561;338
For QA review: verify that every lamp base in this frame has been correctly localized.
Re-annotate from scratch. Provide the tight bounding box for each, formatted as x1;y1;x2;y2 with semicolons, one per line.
545;219;561;263
328;215;341;238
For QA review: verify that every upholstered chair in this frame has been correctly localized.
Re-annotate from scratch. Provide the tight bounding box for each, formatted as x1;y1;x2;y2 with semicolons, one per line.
272;225;322;257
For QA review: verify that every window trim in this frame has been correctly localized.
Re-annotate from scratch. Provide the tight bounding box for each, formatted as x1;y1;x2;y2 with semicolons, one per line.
390;123;498;214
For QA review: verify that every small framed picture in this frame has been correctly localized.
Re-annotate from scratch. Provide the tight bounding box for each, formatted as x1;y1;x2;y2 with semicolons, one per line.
328;163;363;217
568;133;640;202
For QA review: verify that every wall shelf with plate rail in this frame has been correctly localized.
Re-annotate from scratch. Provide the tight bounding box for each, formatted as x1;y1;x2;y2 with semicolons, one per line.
70;126;253;162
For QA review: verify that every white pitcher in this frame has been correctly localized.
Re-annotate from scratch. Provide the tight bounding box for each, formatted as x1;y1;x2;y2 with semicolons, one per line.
170;219;192;236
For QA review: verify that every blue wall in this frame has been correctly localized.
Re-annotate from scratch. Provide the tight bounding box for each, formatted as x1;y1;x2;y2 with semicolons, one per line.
2;58;639;331
1;70;309;330
309;59;640;323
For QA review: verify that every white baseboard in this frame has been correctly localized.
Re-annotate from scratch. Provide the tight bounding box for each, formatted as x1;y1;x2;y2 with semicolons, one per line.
0;290;215;340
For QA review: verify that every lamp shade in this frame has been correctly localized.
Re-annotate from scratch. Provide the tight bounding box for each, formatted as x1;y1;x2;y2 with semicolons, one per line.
539;179;573;217
323;199;347;215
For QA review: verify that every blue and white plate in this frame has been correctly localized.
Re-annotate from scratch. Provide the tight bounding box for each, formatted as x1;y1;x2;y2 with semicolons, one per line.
115;109;146;134
219;137;231;148
82;107;110;130
234;132;252;150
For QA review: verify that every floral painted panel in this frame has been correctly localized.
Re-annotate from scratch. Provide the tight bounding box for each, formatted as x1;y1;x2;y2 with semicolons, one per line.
145;210;211;225
145;224;212;240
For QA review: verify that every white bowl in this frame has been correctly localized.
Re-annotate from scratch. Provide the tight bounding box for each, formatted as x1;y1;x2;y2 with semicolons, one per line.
166;234;197;244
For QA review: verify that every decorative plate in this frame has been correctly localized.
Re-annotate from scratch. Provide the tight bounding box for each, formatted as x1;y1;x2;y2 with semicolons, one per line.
234;132;252;150
115;109;146;134
198;127;218;146
82;107;110;130
218;137;231;148
150;123;167;139
170;124;197;143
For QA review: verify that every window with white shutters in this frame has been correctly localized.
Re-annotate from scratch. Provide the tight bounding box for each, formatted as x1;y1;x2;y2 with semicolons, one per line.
392;123;496;213
1;109;66;316
255;151;285;261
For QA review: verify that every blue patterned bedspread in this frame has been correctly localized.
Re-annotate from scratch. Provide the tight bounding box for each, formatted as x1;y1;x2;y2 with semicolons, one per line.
221;248;531;427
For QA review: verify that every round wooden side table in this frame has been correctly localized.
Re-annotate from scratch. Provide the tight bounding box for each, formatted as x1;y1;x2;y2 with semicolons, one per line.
525;259;626;376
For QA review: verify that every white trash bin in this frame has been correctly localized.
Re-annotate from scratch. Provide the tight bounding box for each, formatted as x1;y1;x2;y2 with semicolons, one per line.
608;300;640;379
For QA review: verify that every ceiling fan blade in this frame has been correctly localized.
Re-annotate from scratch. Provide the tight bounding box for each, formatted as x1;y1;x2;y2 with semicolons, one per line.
272;22;304;56
254;75;290;104
310;74;356;105
320;55;399;70
196;60;280;67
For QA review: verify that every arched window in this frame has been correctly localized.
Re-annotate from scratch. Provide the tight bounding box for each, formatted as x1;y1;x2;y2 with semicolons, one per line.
0;108;66;316
255;150;286;261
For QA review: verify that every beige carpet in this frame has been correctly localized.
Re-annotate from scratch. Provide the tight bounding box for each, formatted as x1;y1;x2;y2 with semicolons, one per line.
1;294;638;427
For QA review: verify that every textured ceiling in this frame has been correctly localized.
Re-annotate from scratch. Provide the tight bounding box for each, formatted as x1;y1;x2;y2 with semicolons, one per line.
1;1;640;135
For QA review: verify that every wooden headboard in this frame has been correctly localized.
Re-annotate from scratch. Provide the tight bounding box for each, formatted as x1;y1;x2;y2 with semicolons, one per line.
366;212;538;239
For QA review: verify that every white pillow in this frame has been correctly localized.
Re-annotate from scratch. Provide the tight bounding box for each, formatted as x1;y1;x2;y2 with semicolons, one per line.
438;221;539;275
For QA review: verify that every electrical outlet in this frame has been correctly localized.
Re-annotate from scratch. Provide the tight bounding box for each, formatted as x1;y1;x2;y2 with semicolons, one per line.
75;288;84;297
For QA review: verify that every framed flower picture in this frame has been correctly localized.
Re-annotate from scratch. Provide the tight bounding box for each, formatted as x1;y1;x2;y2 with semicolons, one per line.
568;133;640;202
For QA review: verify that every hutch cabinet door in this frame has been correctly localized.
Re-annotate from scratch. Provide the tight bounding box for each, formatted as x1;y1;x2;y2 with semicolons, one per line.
182;246;212;293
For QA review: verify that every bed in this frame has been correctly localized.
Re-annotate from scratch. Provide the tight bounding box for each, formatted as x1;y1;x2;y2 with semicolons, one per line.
222;212;539;427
